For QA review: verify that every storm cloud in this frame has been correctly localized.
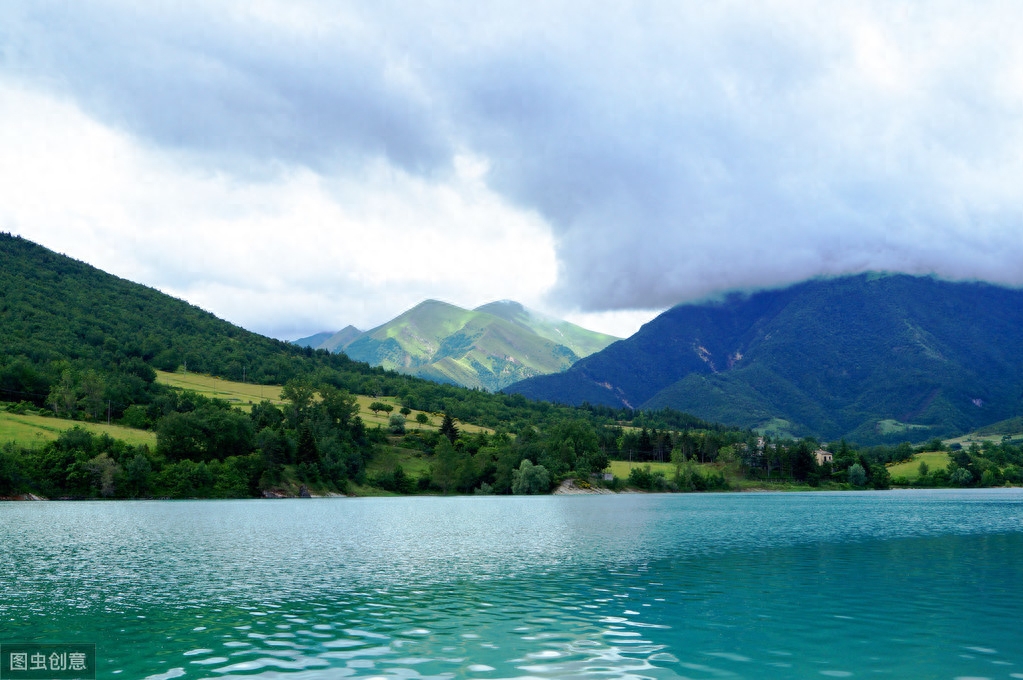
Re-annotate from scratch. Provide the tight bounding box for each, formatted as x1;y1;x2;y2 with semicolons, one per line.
2;1;1021;337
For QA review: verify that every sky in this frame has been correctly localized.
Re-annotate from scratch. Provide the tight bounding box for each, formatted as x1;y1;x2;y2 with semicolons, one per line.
2;1;1022;341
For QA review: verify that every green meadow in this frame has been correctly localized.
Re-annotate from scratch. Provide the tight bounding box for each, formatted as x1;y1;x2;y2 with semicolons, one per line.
155;370;493;434
0;409;157;448
887;451;951;481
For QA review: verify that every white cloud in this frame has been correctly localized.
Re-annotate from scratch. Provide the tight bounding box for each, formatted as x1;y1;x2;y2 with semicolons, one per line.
0;81;557;339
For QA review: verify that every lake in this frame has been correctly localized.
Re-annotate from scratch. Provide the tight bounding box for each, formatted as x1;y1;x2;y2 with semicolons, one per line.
2;490;1022;679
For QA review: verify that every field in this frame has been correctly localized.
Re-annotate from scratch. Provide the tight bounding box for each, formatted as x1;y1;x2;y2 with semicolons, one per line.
155;370;493;435
887;451;951;481
876;419;931;436
944;432;1023;448
155;370;284;411
609;459;676;479
0;410;157;448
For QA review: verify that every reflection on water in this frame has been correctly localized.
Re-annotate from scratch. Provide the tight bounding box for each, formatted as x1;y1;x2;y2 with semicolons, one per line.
1;490;1022;678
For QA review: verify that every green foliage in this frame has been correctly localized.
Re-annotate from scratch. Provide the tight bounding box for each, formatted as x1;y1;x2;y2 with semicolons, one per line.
949;467;973;487
848;463;867;487
439;413;459;443
511;459;550;494
156;406;254;462
627;464;670;491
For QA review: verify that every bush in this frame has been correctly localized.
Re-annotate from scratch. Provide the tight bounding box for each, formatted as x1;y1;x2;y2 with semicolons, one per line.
512;459;550;494
950;467;973;487
848;463;867;487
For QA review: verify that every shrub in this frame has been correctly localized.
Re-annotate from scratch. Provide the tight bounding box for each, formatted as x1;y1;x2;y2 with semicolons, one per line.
848;463;867;487
512;459;550;494
950;467;973;487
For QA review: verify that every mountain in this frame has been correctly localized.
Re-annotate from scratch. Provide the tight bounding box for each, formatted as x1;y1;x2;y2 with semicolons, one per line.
0;232;396;409
505;274;1023;443
292;331;334;348
311;299;619;391
319;325;363;353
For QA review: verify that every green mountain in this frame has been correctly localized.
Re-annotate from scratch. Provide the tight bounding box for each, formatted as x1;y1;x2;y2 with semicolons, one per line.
320;299;619;391
0;233;390;406
319;326;363;353
506;274;1023;444
292;331;334;349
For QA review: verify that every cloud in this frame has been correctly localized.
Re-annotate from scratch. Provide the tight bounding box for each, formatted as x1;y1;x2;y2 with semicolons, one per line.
2;0;1022;339
0;81;556;339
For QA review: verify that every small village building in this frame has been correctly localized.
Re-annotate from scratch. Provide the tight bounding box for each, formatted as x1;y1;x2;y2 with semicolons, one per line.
815;449;833;466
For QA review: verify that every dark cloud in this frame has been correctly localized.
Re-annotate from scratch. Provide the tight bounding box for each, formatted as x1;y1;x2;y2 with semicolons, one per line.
1;2;451;175
4;0;1022;318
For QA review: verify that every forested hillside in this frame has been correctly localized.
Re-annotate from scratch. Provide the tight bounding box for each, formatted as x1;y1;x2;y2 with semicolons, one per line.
0;233;746;498
507;274;1023;444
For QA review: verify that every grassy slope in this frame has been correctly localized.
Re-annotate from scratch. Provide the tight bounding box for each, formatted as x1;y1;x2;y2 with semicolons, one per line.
156;370;284;411
0;410;157;448
887;452;951;481
154;370;493;435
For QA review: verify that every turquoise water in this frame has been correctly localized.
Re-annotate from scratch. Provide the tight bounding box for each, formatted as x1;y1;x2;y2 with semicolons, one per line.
2;490;1022;679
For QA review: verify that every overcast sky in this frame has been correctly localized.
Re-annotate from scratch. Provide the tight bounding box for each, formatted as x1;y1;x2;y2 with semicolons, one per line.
2;1;1022;340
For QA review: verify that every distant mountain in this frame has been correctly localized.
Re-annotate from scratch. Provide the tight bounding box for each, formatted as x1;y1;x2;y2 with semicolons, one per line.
505;274;1023;444
302;300;619;391
318;326;363;353
292;331;334;349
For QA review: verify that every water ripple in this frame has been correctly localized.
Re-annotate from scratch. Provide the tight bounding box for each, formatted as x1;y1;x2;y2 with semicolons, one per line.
2;491;1022;678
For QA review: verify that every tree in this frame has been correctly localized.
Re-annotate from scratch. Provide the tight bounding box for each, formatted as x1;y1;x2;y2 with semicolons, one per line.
368;401;392;417
432;438;468;494
281;379;315;427
791;441;816;481
319;385;358;430
296;421;319;465
848;463;867;487
870;462;891;490
388;413;406;434
440;413;459;443
512;459;550;495
950;467;973;487
46;369;80;418
415;413;429;425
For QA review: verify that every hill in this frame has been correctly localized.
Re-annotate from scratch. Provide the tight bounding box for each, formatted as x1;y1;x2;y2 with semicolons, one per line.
505;274;1023;443
304;299;619;391
319;325;363;353
292;331;334;349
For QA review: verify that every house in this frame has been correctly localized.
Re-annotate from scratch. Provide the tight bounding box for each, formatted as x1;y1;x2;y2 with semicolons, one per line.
815;449;833;466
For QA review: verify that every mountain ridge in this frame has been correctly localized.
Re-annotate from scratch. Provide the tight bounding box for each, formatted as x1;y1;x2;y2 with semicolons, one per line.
298;299;619;391
505;274;1023;443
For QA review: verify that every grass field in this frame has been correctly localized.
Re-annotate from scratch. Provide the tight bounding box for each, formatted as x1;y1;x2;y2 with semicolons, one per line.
365;446;432;477
609;460;676;479
0;410;157;448
887;451;951;481
944;432;1023;448
876;419;931;436
156;370;284;411
156;370;493;435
